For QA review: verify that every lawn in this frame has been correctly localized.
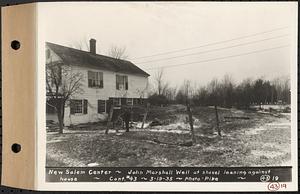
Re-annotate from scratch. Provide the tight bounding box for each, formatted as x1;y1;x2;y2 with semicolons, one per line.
46;105;291;167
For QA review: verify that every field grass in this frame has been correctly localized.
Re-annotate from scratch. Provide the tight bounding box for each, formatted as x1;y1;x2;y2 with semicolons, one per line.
46;105;291;167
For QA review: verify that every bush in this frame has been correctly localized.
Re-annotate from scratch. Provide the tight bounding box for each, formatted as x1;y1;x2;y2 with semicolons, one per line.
148;94;169;106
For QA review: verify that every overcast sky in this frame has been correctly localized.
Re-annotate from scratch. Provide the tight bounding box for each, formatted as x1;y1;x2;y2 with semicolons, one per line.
39;2;297;87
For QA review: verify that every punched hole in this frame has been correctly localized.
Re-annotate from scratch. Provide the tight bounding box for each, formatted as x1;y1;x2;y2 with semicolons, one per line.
11;40;21;50
11;143;21;153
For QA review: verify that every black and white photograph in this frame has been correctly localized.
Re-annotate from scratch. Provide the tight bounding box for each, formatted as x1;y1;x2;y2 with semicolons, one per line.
45;2;296;170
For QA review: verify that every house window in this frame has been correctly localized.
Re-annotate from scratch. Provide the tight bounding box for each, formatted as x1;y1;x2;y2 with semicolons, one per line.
98;100;106;113
70;99;88;114
113;98;121;106
116;75;128;90
126;98;133;106
88;71;103;88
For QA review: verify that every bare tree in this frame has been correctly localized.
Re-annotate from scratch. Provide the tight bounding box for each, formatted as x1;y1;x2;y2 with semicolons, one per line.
182;80;192;103
181;80;196;143
153;68;170;96
235;78;253;109
46;59;84;133
155;69;164;95
282;77;291;104
164;86;177;102
272;76;290;104
220;74;235;108
136;80;149;98
193;86;209;106
108;45;128;60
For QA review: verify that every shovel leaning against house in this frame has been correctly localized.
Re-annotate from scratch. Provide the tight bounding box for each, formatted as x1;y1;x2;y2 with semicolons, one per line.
105;105;115;134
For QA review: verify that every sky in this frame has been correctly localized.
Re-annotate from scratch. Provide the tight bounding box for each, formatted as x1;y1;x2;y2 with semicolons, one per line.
39;2;297;87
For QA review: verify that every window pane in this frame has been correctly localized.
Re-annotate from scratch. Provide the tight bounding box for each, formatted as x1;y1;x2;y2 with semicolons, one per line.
98;100;106;113
126;98;133;105
116;75;122;89
116;75;119;89
88;71;103;88
116;75;128;90
70;100;83;114
100;72;103;88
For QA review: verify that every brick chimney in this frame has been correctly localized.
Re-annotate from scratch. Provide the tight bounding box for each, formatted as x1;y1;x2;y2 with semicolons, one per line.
89;38;96;54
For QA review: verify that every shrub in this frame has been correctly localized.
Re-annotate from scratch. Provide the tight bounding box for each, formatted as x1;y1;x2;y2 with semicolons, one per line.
148;94;169;106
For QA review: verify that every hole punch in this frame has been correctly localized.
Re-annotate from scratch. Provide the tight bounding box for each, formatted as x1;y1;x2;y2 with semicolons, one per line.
11;143;21;153
11;40;21;50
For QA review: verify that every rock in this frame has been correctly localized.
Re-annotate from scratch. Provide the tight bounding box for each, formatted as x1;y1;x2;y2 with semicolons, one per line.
153;138;161;143
283;107;291;113
150;118;163;126
179;140;193;147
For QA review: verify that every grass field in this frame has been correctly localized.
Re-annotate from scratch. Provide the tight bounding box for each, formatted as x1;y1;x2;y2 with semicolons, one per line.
46;105;291;167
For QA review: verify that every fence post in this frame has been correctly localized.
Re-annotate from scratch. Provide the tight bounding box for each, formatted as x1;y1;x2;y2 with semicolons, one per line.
187;103;195;143
214;105;221;136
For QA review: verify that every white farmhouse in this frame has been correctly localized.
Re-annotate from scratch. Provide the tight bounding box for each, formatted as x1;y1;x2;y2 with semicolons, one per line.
46;39;149;126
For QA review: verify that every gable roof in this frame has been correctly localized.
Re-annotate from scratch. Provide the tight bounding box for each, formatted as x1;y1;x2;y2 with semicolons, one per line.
46;42;150;77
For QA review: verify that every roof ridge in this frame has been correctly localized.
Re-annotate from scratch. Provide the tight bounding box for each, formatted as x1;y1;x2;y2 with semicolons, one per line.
46;42;132;63
46;41;150;77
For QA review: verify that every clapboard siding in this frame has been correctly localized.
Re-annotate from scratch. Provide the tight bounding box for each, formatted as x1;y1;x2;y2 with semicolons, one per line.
60;65;148;126
46;45;149;126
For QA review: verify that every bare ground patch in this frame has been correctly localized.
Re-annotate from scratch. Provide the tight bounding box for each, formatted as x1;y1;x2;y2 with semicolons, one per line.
46;106;291;167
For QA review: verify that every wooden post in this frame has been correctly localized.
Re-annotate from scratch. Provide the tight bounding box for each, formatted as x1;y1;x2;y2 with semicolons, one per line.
214;105;221;136
105;105;114;134
187;103;195;143
141;103;150;129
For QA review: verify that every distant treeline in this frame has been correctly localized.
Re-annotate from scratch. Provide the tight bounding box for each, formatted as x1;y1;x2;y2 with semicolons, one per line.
149;74;290;109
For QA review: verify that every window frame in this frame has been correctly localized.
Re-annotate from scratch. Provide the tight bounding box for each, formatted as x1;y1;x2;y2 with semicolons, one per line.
88;71;104;88
126;98;133;106
116;74;128;90
113;98;121;106
98;100;106;113
70;99;88;115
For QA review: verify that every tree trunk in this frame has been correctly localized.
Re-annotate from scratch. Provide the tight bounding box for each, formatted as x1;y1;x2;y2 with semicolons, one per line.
271;89;274;104
57;109;64;134
214;105;221;136
61;101;65;123
187;104;195;143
